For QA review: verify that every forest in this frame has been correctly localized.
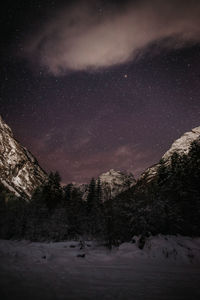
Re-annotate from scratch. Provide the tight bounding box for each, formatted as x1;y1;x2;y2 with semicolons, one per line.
0;140;200;246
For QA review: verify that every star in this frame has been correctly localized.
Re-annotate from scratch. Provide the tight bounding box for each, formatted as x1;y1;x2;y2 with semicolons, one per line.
1;0;200;184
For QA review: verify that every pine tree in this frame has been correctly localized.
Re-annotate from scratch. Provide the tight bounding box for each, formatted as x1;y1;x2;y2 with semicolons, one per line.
95;178;104;237
96;178;102;204
43;171;63;211
86;178;96;214
86;178;104;237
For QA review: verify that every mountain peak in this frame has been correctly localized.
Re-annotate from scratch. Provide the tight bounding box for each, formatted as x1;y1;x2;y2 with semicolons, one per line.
71;169;136;201
98;169;136;200
100;169;122;179
162;126;200;161
0;116;47;198
140;126;200;182
100;168;133;177
0;116;12;136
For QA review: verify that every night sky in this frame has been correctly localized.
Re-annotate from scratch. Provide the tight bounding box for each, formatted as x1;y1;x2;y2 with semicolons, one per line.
1;0;200;184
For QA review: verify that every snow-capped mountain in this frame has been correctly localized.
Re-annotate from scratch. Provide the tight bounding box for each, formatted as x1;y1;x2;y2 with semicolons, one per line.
0;116;47;198
140;126;200;182
98;169;136;200
162;126;200;160
68;169;135;201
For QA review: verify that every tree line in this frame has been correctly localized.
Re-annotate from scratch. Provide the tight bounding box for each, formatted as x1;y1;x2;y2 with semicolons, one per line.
0;140;200;245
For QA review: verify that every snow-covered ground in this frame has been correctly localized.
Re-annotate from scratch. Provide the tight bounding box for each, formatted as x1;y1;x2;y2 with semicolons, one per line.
0;235;200;300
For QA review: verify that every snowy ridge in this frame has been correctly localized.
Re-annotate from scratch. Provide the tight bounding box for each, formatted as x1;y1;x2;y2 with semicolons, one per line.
0;116;47;198
163;126;200;160
140;126;200;182
98;169;136;200
70;169;135;201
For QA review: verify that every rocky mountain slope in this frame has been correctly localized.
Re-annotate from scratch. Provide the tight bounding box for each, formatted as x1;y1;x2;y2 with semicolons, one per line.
2;112;199;201
0;116;135;201
140;126;200;182
67;127;200;200
72;169;136;201
98;169;136;200
0;116;47;198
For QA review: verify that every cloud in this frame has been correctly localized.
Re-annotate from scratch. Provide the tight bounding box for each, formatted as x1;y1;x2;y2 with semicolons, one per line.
24;0;200;75
29;127;151;183
36;140;151;183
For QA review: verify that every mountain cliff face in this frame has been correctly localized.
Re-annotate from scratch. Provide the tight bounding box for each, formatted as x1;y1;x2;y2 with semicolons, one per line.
140;126;200;182
73;169;136;201
2;112;198;201
0;116;47;198
98;169;136;200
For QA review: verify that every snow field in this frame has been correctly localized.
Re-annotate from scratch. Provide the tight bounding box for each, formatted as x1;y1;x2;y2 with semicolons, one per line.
0;235;200;300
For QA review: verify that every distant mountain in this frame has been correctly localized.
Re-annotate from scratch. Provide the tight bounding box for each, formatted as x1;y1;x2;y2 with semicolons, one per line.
2;112;199;203
0;116;47;198
70;169;136;201
67;126;200;201
98;169;136;200
140;126;200;183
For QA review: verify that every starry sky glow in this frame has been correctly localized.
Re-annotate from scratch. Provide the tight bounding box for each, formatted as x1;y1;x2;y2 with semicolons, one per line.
1;0;200;183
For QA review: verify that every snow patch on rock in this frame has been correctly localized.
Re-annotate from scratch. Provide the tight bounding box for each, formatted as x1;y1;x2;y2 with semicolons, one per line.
0;116;47;199
99;169;136;200
140;126;200;182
